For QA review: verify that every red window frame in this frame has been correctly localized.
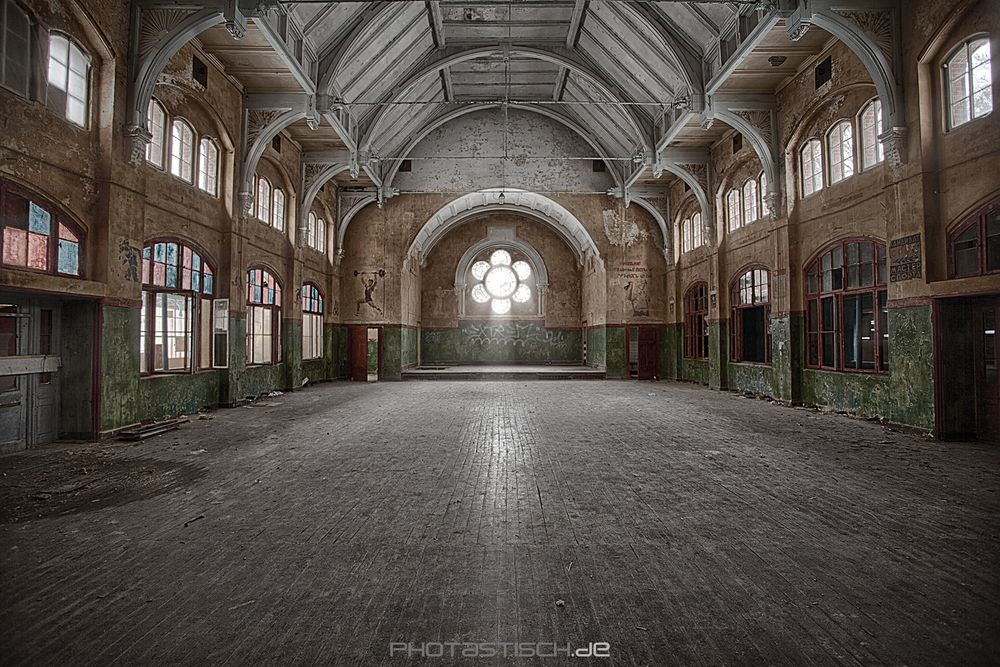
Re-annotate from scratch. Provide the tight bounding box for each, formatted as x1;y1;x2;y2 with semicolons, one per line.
949;197;1000;278
730;266;771;364
684;282;709;359
805;238;888;374
0;179;84;277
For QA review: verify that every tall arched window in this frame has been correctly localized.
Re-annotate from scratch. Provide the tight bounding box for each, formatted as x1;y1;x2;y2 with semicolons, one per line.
726;189;742;231
1;179;83;276
684;282;708;360
800;139;824;196
46;33;89;127
859;99;884;170
806;239;888;372
302;283;324;360
759;171;770;217
827;121;855;184
272;188;285;230
730;267;770;364
316;217;326;253
246;267;281;365
256;177;272;224
1;0;32;97
950;197;1000;277
140;240;216;374
742;179;759;224
146;99;167;168
680;217;692;253
197;138;219;196
692;212;703;249
945;37;992;129
307;212;317;248
170;119;195;183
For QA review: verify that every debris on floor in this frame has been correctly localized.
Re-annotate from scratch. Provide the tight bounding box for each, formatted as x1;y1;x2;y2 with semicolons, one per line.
118;419;182;441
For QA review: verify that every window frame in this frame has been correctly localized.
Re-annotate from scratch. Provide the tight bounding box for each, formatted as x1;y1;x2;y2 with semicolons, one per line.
858;98;885;170
139;238;216;376
726;188;742;231
46;31;90;128
827;119;856;185
680;217;691;254
0;179;85;277
742;178;759;224
948;197;1000;278
684;282;709;360
169;117;196;184
272;187;285;231
0;0;32;99
246;266;282;366
943;36;993;131
805;238;889;374
758;171;770;217
197;136;219;196
800;138;824;197
256;177;272;225
301;282;324;361
729;266;771;365
146;98;167;169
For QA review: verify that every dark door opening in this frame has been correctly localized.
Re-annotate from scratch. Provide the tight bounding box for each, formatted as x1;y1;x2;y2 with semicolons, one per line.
627;326;660;380
349;326;367;382
936;295;1000;442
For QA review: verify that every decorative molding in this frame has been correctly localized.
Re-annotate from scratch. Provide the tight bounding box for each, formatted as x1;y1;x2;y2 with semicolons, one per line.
137;9;192;62
879;126;908;168
238;190;254;220
679;163;707;192
837;10;894;67
732;110;773;146
764;191;781;221
245;109;283;150
126;124;153;167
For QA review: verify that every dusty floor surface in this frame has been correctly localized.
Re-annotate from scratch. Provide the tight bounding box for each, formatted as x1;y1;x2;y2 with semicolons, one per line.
1;380;998;666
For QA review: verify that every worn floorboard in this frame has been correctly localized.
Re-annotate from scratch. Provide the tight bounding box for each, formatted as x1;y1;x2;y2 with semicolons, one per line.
1;380;998;665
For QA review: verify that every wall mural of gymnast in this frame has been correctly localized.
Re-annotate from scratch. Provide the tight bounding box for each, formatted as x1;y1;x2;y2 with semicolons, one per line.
355;269;386;316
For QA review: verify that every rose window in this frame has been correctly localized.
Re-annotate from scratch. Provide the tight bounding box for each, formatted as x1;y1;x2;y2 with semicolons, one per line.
469;249;532;315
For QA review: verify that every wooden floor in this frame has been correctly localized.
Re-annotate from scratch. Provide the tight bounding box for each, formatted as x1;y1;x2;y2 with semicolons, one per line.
1;380;998;665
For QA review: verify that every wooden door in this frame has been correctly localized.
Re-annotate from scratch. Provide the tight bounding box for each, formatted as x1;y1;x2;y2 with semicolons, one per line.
349;326;368;382
975;299;1000;442
637;326;659;380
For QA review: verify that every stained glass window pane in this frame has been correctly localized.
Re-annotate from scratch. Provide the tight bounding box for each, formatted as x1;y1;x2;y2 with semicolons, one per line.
490;249;511;266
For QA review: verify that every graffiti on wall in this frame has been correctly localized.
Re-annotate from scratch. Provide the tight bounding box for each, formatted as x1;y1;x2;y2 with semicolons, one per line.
463;322;571;351
617;260;650;317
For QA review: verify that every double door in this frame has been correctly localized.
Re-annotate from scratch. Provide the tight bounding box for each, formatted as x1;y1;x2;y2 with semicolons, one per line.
0;299;60;452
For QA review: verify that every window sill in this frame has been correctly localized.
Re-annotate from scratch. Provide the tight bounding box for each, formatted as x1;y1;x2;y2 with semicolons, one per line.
140;369;218;379
729;361;772;367
805;366;889;376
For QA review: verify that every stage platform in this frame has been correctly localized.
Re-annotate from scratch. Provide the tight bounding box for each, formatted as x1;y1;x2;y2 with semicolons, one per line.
402;364;606;381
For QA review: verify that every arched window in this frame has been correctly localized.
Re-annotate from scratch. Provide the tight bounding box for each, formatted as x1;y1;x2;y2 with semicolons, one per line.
684;282;709;360
145;99;167;168
806;239;888;372
859;99;884;170
1;179;83;276
827;121;855;184
692;212;703;249
800;139;824;196
140;240;216;374
945;37;993;129
246;267;281;365
1;0;32;97
680;218;691;253
46;33;89;127
256;177;272;224
468;248;535;317
316;217;326;252
726;189;742;231
950;197;1000;277
742;179;759;224
197;138;219;196
307;212;317;247
759;171;770;217
170;119;195;183
730;267;770;364
302;283;324;360
272;188;285;230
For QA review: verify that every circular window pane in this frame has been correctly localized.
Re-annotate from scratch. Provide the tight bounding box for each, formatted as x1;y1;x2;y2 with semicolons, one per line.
471;261;490;281
484;266;517;298
491;298;511;315
471;284;490;303
512;260;532;281
490;249;512;266
512;284;531;303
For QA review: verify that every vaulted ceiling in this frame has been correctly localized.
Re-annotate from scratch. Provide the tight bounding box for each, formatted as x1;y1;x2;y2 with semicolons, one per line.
286;1;740;165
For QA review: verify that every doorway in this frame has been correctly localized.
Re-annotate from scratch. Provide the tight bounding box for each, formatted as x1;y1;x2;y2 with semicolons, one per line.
0;298;62;452
935;295;1000;442
349;325;380;382
626;325;660;380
